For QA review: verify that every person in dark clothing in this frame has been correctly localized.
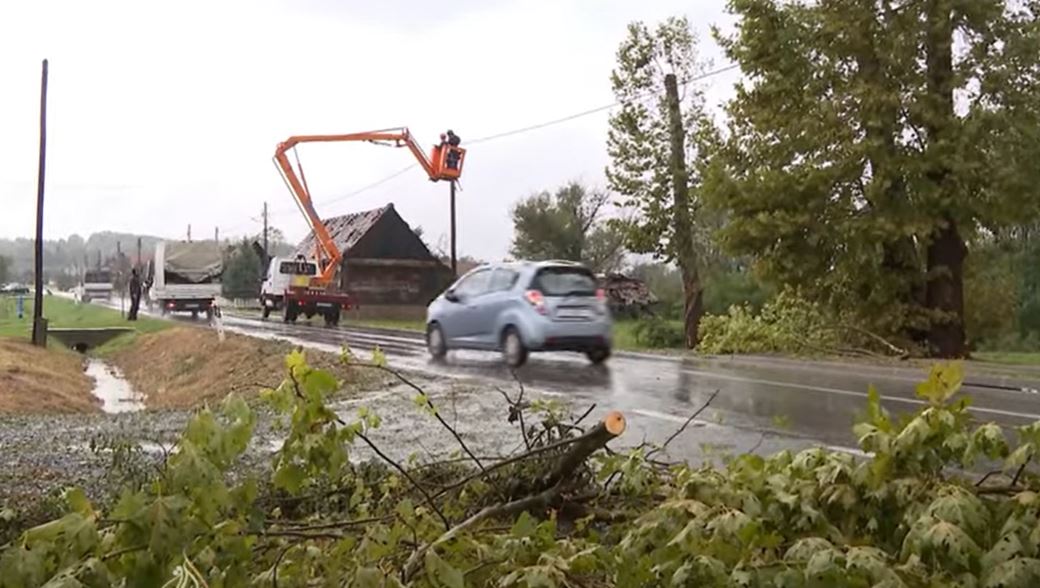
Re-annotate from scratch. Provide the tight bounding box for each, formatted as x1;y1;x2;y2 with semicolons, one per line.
128;268;142;321
444;129;462;170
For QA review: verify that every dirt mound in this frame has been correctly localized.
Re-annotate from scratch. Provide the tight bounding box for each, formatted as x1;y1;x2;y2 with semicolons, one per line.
109;328;367;409
0;341;98;414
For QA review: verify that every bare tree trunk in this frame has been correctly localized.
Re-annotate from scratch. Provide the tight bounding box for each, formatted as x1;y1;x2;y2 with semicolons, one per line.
663;73;703;349
923;0;967;358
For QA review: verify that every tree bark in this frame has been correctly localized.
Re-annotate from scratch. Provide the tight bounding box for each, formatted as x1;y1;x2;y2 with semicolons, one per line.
923;0;967;358
663;73;703;349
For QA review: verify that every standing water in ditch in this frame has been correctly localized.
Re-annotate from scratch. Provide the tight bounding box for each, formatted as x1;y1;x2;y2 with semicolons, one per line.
85;359;145;413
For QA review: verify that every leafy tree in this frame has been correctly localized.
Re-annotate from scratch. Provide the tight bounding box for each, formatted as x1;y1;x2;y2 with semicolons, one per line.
0;255;9;284
222;239;263;300
509;181;625;273
708;0;1040;358
607;16;717;348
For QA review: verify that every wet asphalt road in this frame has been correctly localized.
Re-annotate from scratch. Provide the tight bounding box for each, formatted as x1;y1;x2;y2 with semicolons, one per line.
216;313;1040;460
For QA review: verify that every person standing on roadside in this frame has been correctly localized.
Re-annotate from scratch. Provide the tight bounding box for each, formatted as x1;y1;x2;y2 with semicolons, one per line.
128;268;142;321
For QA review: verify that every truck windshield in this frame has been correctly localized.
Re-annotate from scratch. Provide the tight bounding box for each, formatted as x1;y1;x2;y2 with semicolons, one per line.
279;261;317;276
84;271;112;284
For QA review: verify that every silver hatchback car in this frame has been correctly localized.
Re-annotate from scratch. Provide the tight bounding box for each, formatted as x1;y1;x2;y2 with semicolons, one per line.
425;260;613;367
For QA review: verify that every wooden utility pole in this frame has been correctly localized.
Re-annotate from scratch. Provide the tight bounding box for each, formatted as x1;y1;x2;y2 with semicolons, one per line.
449;181;458;276
262;202;269;266
136;237;142;270
31;59;48;346
214;227;219;243
187;224;192;242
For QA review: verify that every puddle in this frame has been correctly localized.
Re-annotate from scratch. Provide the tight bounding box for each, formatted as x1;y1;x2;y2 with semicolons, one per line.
85;359;145;413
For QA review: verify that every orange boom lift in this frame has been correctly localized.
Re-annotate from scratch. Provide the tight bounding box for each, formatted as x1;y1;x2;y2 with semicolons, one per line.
265;127;465;326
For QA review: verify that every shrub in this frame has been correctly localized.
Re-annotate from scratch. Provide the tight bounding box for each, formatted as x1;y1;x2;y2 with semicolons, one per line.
698;288;838;354
633;316;685;348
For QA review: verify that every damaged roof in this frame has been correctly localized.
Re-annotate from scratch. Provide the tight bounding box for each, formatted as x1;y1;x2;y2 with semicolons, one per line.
295;204;393;258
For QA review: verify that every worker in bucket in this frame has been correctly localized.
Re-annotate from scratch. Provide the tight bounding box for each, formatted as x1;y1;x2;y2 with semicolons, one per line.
128;268;142;321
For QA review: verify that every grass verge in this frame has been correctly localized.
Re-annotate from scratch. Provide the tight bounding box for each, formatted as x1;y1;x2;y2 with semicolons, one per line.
0;339;98;413
108;327;380;409
972;352;1040;367
0;295;168;339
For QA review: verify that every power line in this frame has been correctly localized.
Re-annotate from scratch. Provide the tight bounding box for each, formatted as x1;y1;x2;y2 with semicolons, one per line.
468;63;740;145
260;62;741;220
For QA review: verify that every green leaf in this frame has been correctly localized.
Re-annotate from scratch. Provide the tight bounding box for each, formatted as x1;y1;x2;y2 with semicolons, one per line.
916;363;964;406
424;550;464;588
356;566;387;587
512;511;537;538
62;488;94;518
273;463;307;494
371;345;387;368
983;558;1040;588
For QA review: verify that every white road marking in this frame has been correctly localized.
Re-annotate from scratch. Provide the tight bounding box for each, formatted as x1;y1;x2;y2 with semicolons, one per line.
674;366;1040;421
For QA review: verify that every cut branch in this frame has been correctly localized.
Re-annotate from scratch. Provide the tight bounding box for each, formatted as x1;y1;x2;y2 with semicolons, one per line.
403;410;626;582
646;390;718;460
432;411;627;500
356;431;450;530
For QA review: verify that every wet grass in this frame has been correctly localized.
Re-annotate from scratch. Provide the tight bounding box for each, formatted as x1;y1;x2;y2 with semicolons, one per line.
973;352;1040;367
0;295;168;341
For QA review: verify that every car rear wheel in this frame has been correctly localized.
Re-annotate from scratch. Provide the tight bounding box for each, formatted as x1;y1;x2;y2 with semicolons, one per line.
427;323;447;359
502;327;528;368
586;347;611;365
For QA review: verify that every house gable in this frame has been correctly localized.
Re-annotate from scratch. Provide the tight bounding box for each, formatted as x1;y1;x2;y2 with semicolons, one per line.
346;205;438;261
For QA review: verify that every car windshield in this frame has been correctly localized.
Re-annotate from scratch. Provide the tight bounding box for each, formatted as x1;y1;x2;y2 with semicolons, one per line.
84;271;112;283
533;266;598;296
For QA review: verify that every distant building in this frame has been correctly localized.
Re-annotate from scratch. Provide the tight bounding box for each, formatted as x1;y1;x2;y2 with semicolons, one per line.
295;204;454;319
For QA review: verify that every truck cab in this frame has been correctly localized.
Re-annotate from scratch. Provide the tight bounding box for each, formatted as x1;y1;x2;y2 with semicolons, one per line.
260;255;351;326
75;269;113;303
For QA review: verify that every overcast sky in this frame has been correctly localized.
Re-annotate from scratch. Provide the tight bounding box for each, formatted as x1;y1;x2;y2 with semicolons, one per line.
0;0;739;260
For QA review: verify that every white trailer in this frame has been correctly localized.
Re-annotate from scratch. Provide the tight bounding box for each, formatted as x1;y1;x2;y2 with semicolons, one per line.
149;240;223;319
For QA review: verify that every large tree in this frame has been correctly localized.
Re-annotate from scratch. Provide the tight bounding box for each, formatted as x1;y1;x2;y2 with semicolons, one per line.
708;0;1040;357
509;181;625;274
607;16;716;348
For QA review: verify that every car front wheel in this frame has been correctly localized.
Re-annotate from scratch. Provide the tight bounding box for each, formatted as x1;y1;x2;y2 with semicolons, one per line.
427;323;447;360
502;327;528;368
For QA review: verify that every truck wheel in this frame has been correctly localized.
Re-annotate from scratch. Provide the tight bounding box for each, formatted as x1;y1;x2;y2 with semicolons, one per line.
324;309;340;328
206;307;214;322
284;302;298;323
191;310;199;320
261;304;271;319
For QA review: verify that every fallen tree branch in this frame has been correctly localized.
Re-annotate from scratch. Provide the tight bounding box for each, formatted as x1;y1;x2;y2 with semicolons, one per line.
432;412;626;500
646;390;719;461
403;411;626;582
824;323;910;358
369;364;500;494
356;431;450;531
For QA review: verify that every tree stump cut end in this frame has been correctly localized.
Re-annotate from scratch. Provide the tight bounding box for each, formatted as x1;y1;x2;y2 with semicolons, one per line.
603;410;626;436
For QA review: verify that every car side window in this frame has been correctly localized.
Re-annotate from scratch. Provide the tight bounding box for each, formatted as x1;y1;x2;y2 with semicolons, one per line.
454;269;492;297
489;269;518;292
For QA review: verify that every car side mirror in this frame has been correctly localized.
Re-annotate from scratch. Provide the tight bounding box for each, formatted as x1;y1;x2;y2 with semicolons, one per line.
444;289;460;303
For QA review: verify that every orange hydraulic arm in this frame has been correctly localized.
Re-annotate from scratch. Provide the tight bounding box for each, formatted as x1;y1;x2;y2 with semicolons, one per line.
272;127;466;287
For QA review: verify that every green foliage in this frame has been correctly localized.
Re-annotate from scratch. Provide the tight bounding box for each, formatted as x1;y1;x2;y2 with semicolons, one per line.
633;316;685;348
0;255;10;285
699;289;839;355
708;0;1040;352
221;239;263;300
7;351;1040;586
509;181;625;273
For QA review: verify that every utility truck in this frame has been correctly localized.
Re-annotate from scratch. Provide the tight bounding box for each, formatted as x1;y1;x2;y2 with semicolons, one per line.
150;240;223;319
262;127;466;327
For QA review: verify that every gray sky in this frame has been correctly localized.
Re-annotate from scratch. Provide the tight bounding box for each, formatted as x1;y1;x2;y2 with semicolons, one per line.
0;0;738;260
